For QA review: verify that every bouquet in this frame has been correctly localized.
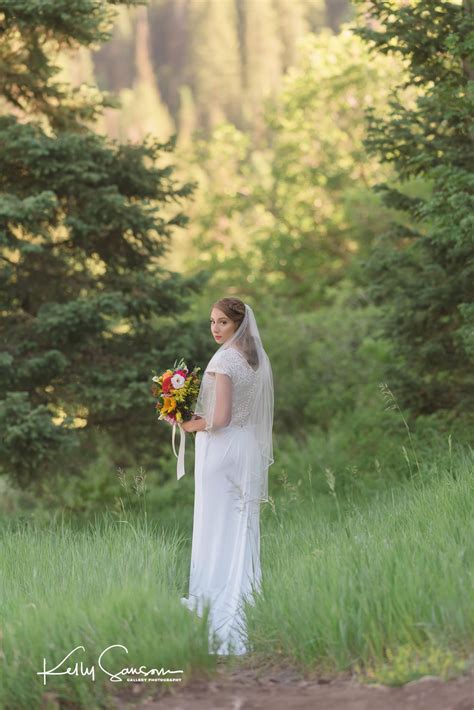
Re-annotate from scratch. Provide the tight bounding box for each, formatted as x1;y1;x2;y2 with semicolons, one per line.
151;357;201;480
151;357;201;425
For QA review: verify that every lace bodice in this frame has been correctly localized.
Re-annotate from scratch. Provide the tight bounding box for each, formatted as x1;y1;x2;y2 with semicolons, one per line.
203;347;258;426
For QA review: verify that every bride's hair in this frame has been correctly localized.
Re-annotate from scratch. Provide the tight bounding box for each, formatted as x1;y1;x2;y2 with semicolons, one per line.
212;297;259;367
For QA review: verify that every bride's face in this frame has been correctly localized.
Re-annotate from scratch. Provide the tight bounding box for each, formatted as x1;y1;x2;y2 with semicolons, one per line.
210;308;237;344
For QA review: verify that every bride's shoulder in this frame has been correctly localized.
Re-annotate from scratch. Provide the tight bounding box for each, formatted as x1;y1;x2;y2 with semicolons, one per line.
206;347;235;373
213;347;239;361
207;347;243;373
222;347;248;364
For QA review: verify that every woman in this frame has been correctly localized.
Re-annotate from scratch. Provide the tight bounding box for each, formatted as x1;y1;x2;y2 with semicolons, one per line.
179;298;274;655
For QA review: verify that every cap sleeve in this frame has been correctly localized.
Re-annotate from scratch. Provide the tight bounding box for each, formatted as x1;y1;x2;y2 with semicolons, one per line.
206;349;234;380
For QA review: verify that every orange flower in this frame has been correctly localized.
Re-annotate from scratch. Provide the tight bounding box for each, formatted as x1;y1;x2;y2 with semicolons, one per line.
162;397;176;414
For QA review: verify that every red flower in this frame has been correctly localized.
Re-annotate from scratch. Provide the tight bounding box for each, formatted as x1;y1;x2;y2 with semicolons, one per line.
162;374;172;394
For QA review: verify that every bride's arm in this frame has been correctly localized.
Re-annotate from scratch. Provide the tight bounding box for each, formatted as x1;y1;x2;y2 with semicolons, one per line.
206;372;232;430
183;373;232;432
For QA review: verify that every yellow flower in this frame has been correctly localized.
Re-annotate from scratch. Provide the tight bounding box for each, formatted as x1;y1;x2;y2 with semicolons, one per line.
162;397;176;414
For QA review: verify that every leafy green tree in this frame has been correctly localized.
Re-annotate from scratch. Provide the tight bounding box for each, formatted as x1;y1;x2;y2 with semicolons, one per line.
354;0;474;418
178;30;401;308
0;0;204;487
252;29;400;305
91;0;351;139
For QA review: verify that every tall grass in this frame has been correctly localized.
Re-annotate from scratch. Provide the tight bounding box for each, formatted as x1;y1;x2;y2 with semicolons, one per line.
249;442;474;683
0;514;212;710
0;408;472;707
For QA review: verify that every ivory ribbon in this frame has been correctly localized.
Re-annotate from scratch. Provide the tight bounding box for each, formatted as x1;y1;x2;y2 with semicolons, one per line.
172;423;186;480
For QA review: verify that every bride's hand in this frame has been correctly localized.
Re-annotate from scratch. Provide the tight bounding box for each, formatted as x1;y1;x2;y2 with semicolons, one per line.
179;420;195;433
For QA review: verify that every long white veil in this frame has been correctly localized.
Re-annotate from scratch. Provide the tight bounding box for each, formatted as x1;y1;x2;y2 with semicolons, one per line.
194;303;274;504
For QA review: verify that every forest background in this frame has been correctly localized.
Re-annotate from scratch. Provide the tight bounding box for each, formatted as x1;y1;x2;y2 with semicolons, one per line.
1;2;473;705
1;0;472;528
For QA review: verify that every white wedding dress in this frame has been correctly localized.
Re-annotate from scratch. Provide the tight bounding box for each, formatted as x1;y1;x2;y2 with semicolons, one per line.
180;347;263;655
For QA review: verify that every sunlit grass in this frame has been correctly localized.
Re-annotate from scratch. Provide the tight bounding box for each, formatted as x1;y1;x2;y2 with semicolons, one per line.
0;436;472;707
0;514;213;709
249;446;474;685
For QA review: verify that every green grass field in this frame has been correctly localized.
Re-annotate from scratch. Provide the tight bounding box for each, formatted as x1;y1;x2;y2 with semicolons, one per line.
0;442;472;709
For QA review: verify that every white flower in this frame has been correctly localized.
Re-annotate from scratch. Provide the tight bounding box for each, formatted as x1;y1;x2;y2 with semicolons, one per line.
152;376;160;382
171;373;186;389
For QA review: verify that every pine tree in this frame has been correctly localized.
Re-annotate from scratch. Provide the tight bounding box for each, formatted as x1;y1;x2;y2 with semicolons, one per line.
0;0;204;486
354;0;474;418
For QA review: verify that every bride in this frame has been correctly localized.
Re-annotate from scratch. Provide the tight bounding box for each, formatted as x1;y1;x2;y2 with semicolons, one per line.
179;298;274;655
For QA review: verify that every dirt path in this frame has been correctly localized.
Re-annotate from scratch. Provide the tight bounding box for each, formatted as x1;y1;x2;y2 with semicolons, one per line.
113;660;474;710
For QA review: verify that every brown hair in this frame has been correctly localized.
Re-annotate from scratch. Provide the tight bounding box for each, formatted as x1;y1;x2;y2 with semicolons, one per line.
212;297;259;368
